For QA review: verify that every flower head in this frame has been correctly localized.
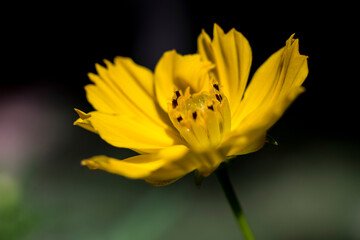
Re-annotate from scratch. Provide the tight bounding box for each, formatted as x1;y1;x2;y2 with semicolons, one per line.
74;24;308;186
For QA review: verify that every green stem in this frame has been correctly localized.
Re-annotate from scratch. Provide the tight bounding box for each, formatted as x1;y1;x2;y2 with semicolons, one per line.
215;164;255;240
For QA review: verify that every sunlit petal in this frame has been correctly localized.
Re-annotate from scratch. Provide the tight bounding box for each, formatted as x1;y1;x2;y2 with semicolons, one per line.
87;57;171;128
198;24;252;129
233;34;308;129
78;111;184;153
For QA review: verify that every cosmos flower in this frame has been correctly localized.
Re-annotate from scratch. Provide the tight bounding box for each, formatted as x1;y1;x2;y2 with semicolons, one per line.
74;24;308;186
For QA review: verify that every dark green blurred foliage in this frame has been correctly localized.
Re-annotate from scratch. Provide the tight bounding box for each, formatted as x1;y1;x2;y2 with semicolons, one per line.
0;174;36;240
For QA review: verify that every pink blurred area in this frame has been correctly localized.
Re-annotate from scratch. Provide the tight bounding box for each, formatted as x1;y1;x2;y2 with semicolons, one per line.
0;84;68;175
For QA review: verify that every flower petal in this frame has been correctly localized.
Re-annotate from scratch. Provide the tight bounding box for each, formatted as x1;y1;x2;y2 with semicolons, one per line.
220;131;266;157
198;24;252;128
81;145;204;185
81;111;184;153
221;86;305;157
222;35;308;156
233;34;308;129
86;57;171;128
73;108;97;133
154;50;214;112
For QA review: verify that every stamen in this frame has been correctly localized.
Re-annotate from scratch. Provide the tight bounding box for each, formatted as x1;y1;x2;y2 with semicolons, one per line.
175;90;181;98
167;81;230;151
172;99;178;109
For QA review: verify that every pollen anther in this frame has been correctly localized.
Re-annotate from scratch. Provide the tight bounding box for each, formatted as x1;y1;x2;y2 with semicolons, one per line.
172;99;178;108
175;90;181;98
215;94;222;103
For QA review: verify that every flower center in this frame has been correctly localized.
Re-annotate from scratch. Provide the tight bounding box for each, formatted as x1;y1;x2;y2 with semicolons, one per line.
168;80;231;151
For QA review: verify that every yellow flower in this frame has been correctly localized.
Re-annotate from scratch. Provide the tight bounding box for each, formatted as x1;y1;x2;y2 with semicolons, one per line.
74;24;308;186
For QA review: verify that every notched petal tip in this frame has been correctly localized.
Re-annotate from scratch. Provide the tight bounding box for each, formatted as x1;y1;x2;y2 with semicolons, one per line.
94;63;104;73
113;56;134;67
73;109;97;133
103;59;112;66
288;33;296;42
74;108;91;120
73;118;82;126
213;23;239;38
213;23;224;35
286;33;309;58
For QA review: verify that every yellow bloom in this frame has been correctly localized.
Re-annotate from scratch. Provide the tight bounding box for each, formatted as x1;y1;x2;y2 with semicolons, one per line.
74;24;308;186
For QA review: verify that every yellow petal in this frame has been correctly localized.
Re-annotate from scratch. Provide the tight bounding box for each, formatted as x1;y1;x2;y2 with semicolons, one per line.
74;108;91;120
233;34;308;129
222;86;305;157
198;24;252;128
81;145;193;183
86;57;171;128
82;145;225;186
240;86;306;132
81;152;166;180
83;111;184;153
154;50;214;112
220;128;266;157
73;108;97;133
224;35;308;156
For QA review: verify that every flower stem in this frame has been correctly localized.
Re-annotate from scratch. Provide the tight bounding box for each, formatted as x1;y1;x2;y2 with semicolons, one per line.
215;164;255;240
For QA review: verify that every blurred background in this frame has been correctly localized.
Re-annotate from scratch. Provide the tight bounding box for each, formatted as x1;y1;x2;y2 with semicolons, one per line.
1;1;359;239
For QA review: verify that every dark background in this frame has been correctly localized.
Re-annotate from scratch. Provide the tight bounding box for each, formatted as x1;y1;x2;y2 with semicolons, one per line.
1;1;359;239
